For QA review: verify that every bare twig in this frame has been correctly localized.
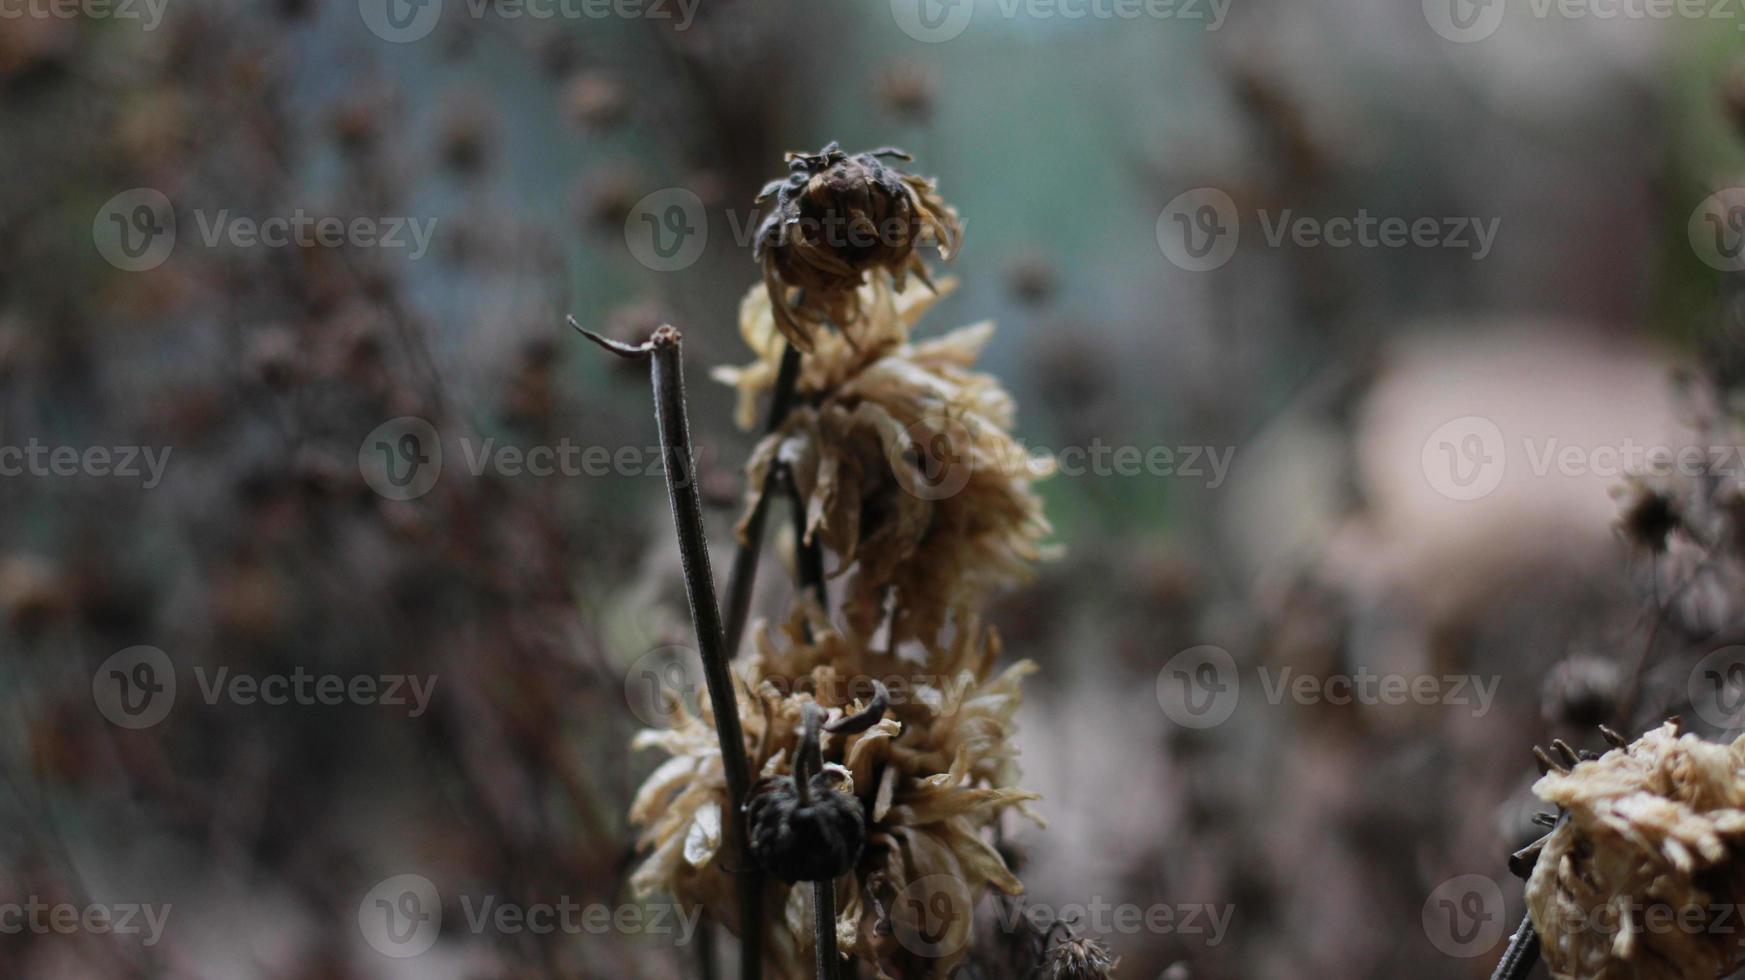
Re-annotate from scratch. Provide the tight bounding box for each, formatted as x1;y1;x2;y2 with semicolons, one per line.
723;342;804;658
795;703;840;980
814;879;841;980
571;317;763;980
1489;913;1539;980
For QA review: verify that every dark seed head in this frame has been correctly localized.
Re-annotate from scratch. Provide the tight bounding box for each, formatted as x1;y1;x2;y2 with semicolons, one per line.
745;770;865;884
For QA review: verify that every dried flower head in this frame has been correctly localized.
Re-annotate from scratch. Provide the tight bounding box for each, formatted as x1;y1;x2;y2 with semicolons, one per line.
753;142;960;353
716;276;1054;652
875;63;937;123
1044;935;1119;980
1525;721;1745;980
1612;475;1683;554
747;703;867;884
629;604;1040;978
1540;654;1622;730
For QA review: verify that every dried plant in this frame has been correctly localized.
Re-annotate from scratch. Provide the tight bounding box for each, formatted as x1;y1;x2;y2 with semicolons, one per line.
593;145;1104;980
1500;723;1745;980
752;142;960;353
716;276;1054;653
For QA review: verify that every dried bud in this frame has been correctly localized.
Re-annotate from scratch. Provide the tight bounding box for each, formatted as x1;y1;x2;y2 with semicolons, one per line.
745;768;865;884
1613;476;1682;553
1539;654;1620;730
564;70;627;131
745;701;866;883
875;62;936;123
753;142;959;352
1044;936;1118;979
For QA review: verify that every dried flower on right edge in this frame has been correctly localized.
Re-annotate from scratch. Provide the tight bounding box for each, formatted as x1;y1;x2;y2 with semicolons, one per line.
1526;720;1745;980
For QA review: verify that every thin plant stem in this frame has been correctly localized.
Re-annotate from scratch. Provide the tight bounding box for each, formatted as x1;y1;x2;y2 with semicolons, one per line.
723;342;804;658
787;466;827;609
814;880;841;980
1489;913;1539;980
795;703;839;980
696;923;717;980
571;318;763;980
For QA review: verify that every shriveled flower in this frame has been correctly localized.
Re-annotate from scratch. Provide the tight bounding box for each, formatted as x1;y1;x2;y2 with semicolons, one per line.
1539;654;1621;730
753;142;960;353
629;604;1041;979
747;703;867;884
715;275;1054;653
1525;720;1745;980
1612;475;1683;554
1044;935;1119;979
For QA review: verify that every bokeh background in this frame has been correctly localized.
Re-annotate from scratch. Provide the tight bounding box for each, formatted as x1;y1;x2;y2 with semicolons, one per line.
7;0;1745;976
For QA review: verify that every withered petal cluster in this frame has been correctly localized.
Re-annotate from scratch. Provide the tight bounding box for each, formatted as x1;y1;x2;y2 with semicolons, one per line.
716;275;1055;653
629;605;1040;978
753;142;960;353
1526;720;1745;980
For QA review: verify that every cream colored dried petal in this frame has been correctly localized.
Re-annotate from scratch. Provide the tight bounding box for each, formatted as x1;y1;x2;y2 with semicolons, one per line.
1527;722;1745;980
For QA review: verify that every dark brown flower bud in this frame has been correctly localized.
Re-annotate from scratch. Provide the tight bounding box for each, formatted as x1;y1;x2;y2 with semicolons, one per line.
1044;936;1118;979
745;701;866;883
1613;478;1681;553
753;142;959;352
745;770;865;884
